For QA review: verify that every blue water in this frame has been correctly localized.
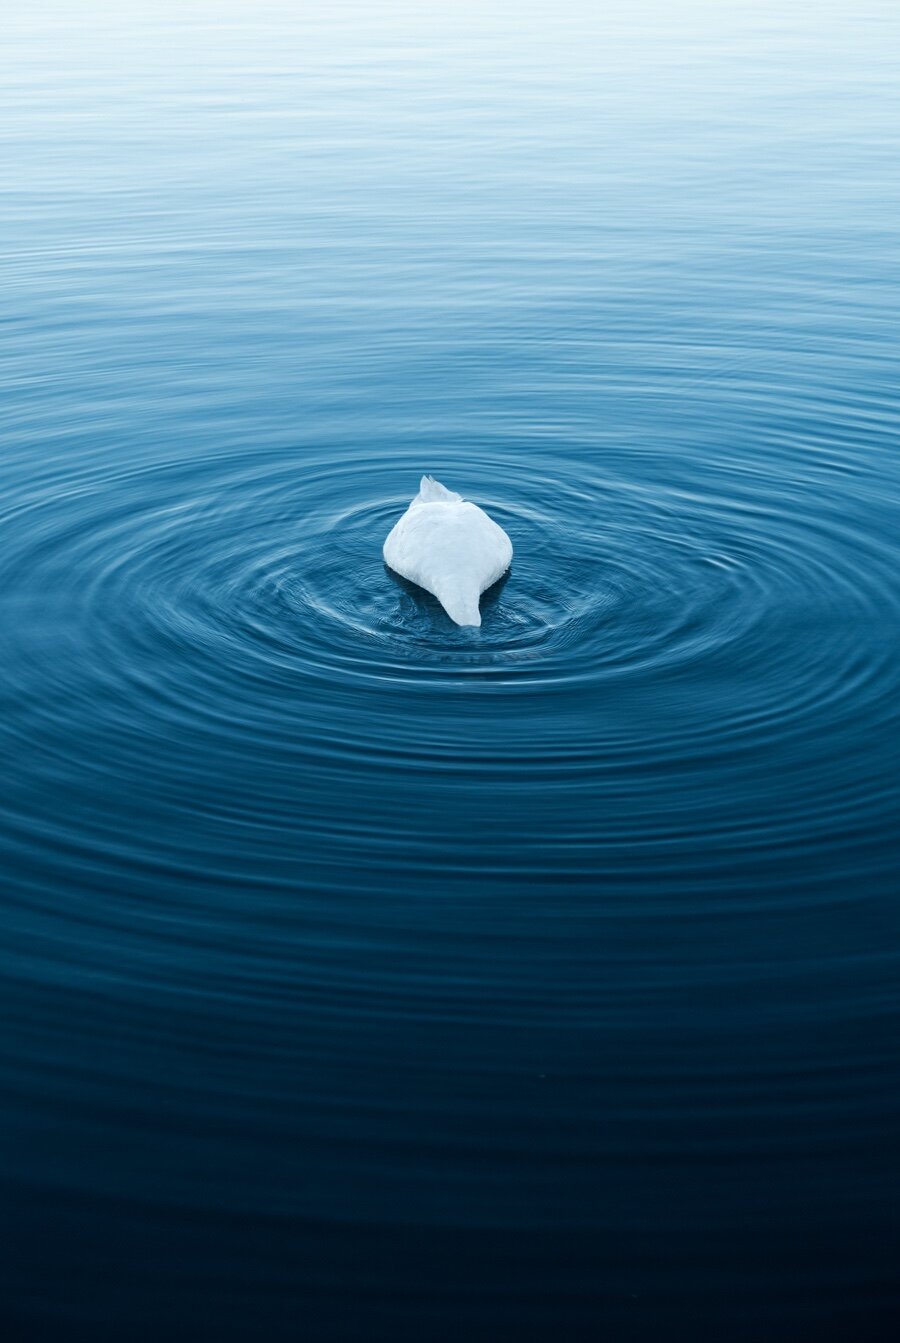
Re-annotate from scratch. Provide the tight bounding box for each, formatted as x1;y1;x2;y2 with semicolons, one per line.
3;2;900;1338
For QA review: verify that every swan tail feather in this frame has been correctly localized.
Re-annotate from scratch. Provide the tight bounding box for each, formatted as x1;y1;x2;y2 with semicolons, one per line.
417;475;463;504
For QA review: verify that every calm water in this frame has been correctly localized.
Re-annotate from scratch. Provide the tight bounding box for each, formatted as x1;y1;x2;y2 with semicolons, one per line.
2;2;900;1338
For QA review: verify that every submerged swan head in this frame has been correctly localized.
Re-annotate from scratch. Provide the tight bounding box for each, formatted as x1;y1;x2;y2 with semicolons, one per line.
383;476;513;627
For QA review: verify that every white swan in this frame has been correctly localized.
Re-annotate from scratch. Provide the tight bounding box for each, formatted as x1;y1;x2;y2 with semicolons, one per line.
383;476;512;627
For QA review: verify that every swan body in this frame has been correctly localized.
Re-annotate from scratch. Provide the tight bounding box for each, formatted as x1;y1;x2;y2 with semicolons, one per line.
383;477;512;627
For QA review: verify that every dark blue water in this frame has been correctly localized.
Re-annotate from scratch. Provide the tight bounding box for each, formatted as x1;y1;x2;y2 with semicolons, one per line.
3;3;900;1338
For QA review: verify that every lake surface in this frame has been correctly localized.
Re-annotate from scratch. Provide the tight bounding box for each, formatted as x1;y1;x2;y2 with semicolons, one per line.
2;2;900;1338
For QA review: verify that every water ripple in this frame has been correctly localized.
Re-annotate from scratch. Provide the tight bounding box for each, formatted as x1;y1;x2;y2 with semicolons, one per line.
4;1;900;1335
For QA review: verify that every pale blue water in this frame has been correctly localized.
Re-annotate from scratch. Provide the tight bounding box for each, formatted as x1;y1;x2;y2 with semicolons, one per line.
2;3;900;1339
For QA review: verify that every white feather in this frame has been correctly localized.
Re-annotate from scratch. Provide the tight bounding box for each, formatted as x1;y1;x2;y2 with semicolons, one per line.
383;477;512;627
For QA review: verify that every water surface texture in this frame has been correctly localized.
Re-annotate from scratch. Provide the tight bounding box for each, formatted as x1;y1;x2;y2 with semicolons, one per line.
2;2;900;1339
